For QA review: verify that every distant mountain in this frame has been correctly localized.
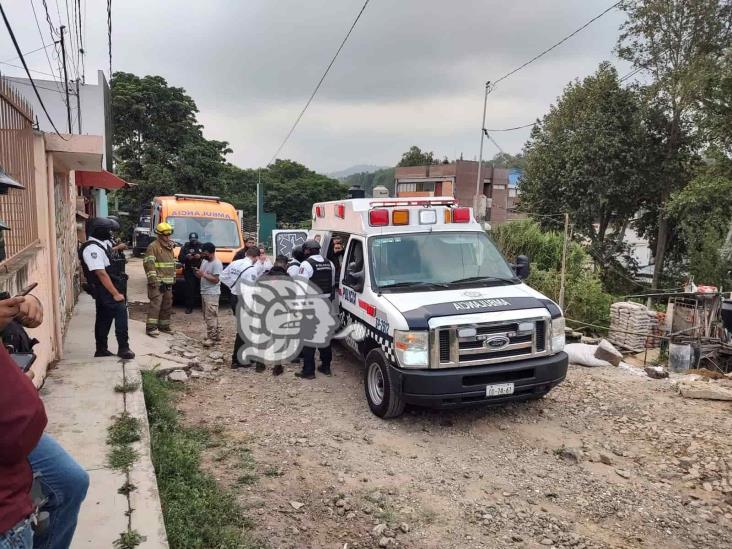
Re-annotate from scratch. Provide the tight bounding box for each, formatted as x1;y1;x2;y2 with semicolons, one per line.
326;164;390;180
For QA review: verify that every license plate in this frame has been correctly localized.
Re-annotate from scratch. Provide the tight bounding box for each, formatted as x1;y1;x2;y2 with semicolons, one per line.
486;383;514;397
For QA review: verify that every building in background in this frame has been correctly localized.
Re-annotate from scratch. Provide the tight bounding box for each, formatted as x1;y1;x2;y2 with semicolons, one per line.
7;70;116;217
0;73;128;385
393;160;525;225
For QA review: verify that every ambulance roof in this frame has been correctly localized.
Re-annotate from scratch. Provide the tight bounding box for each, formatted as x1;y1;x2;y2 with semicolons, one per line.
311;197;482;236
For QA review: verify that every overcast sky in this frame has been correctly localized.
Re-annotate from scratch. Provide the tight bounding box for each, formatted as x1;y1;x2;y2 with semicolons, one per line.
1;1;631;173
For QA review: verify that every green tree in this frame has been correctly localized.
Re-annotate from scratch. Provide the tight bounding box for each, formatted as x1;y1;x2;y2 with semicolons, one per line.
617;0;732;289
667;167;732;286
491;152;527;170
520;63;655;272
110;72;231;219
397;146;438;167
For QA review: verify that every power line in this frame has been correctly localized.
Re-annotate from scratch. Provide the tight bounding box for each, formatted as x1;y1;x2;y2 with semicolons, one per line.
107;0;112;80
491;1;622;88
6;76;75;95
76;0;84;82
485;122;537;132
0;3;66;137
268;0;370;165
0;43;55;64
0;60;58;79
483;128;505;154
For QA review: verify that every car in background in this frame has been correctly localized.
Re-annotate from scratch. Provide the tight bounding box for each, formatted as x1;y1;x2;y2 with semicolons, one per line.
131;213;152;257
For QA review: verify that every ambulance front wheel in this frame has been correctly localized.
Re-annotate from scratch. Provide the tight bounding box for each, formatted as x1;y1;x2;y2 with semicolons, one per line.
364;349;405;419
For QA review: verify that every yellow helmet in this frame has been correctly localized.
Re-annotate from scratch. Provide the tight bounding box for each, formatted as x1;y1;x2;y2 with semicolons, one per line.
155;222;173;236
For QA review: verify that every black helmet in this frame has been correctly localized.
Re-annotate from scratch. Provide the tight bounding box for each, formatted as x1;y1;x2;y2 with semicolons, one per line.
292;245;304;262
87;217;119;240
189;232;199;241
302;239;321;254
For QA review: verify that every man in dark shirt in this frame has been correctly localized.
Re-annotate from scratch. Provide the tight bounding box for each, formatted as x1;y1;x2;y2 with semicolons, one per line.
0;297;47;548
179;232;203;313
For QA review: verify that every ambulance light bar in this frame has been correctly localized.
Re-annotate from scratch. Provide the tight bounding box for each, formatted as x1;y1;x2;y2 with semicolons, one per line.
369;209;389;226
369;198;456;208
369;206;471;226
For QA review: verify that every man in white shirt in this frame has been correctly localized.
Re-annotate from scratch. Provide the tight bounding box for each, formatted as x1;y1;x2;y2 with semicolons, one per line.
221;246;261;368
79;218;134;359
286;245;304;277
255;243;273;277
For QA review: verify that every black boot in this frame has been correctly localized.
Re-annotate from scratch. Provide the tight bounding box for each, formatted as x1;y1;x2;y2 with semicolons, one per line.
94;348;114;357
118;348;135;360
295;371;315;380
317;364;332;376
272;364;284;376
185;308;193;314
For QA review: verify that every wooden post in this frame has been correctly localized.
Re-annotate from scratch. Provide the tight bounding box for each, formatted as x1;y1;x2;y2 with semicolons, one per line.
559;213;569;310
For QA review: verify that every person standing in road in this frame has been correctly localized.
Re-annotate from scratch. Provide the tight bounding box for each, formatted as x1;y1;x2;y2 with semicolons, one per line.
144;223;177;337
256;243;273;276
180;232;203;314
233;237;257;261
79;217;135;359
221;246;261;368
195;242;222;347
296;239;335;379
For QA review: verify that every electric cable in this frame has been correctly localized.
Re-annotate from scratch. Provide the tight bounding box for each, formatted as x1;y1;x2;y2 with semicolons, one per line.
0;3;67;138
491;1;622;88
107;0;112;79
268;0;370;165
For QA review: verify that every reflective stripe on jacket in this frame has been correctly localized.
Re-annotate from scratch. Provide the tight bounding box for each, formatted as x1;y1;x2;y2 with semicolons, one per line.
143;239;176;285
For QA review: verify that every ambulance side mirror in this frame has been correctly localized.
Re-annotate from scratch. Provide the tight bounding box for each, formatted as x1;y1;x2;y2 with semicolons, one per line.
345;261;364;292
515;255;530;280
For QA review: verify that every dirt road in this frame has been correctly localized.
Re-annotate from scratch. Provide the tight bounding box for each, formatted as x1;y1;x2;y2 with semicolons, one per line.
128;261;732;549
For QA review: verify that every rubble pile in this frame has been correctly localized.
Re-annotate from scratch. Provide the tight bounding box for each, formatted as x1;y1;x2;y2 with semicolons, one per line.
609;302;650;351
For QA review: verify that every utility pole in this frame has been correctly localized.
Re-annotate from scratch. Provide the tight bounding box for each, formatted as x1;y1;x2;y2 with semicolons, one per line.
558;213;569;310
75;79;82;133
475;81;490;221
256;169;261;244
59;25;72;133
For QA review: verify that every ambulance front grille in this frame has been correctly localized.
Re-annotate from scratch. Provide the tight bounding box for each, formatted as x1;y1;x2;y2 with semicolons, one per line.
432;318;550;368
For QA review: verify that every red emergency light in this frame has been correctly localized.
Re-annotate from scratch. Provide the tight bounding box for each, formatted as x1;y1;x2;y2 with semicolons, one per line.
369;209;389;226
451;207;471;223
315;205;325;218
335;204;345;218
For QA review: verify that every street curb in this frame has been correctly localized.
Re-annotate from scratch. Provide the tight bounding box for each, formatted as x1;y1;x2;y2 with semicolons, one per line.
121;360;169;548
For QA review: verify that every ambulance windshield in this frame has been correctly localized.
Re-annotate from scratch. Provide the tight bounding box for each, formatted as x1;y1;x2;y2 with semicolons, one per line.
167;217;242;248
369;232;517;290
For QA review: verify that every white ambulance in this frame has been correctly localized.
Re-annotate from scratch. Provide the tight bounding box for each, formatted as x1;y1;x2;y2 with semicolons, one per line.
310;197;568;418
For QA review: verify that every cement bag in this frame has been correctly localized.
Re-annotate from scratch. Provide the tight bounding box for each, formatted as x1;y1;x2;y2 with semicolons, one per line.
565;343;612;368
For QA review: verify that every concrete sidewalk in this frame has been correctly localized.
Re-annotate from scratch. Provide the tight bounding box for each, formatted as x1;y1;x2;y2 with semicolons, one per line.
41;294;171;548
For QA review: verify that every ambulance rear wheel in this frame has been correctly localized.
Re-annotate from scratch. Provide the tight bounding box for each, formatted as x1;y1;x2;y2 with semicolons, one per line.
364;349;405;419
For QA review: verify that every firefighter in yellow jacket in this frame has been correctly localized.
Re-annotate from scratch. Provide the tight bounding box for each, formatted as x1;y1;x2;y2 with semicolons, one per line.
143;222;177;337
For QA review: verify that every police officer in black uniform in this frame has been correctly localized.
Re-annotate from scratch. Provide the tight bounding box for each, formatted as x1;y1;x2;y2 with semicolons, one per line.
296;239;335;379
79;218;135;359
180;232;203;313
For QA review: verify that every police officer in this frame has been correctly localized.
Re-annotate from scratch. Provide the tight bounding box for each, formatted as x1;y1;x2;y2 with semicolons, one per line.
287;245;304;277
179;232;203;313
296;239;335;379
79;217;135;359
105;215;128;291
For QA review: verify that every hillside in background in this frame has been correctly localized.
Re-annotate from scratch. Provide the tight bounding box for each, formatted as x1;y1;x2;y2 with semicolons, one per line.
326;164;390;180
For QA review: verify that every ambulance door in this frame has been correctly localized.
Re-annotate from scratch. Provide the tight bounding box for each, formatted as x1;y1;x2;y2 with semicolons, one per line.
339;236;367;351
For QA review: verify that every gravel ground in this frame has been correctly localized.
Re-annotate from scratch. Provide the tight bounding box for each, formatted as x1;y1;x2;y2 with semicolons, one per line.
128;297;732;549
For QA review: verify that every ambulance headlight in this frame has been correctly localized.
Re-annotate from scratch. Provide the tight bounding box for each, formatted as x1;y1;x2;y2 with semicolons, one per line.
394;330;429;368
550;317;565;353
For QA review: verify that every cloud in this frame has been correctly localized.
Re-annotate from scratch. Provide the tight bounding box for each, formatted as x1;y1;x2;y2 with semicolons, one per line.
0;0;629;172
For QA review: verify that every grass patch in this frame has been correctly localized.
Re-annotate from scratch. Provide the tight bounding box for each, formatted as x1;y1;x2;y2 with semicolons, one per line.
114;380;141;393
264;466;282;477
113;529;146;549
108;446;138;473
142;371;260;549
237;473;258;485
107;413;142;446
117;481;137;496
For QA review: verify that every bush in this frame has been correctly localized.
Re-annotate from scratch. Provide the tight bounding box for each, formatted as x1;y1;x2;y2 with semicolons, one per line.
492;219;614;329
